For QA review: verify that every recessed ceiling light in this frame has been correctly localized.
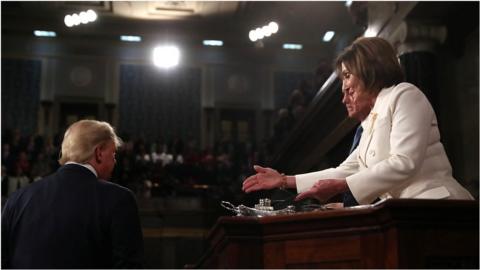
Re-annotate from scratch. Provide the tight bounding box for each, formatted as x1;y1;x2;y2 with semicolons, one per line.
33;30;56;37
282;43;303;50
323;31;335;42
120;35;142;42
203;40;223;46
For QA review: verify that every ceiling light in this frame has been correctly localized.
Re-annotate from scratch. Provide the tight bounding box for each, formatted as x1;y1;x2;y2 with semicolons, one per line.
248;21;279;42
34;30;56;37
262;26;272;37
345;0;353;7
64;10;97;27
79;11;89;24
249;30;258;42
323;31;335;42
255;27;265;40
203;40;223;46
72;14;81;26
120;35;142;42
282;43;302;50
86;10;97;22
153;45;180;69
268;22;279;34
364;28;377;37
64;15;74;27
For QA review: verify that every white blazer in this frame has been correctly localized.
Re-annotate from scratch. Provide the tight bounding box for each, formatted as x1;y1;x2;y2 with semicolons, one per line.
296;83;473;204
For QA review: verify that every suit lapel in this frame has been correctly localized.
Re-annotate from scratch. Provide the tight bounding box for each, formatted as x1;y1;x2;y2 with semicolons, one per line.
358;114;375;167
357;85;394;167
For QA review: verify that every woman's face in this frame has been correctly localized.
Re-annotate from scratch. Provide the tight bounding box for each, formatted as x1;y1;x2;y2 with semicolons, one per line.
341;63;376;121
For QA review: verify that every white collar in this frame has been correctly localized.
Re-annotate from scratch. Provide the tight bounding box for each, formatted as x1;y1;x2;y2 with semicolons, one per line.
65;161;98;178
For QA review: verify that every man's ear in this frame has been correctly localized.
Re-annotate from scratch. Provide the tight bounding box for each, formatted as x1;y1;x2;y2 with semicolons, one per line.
94;146;103;164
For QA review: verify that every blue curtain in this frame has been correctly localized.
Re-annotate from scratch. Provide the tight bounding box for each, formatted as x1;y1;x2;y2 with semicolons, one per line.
119;64;201;142
1;58;42;135
273;71;312;110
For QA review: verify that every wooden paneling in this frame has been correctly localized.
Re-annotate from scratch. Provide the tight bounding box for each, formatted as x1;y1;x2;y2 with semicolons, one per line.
195;199;479;269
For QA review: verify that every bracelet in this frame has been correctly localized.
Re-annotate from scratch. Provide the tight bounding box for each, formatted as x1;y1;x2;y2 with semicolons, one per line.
279;173;287;190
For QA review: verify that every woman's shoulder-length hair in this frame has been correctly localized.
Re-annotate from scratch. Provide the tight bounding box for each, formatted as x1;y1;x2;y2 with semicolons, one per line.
335;37;404;94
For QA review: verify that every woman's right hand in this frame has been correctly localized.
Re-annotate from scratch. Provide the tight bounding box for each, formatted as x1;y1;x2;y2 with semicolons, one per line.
242;165;283;193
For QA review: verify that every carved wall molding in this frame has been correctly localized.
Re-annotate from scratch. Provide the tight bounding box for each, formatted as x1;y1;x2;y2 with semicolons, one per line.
390;21;447;55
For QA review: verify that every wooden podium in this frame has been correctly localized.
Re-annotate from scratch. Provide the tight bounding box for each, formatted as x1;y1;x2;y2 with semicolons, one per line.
194;199;479;268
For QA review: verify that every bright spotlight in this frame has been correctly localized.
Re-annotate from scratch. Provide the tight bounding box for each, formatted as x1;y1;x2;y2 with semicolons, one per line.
86;10;97;22
269;22;279;34
248;21;279;42
71;14;81;26
262;25;272;37
153;46;180;68
64;10;97;28
249;30;258;42
364;28;377;37
255;27;264;39
79;11;89;24
64;15;74;27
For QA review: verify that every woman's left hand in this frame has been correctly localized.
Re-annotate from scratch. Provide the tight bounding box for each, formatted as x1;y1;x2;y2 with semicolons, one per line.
294;179;348;203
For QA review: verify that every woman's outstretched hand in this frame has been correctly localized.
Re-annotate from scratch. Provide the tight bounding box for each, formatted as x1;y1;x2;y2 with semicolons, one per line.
294;179;348;203
242;165;283;193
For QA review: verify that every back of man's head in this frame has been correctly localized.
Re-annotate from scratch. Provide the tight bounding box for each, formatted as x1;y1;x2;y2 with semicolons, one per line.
59;120;122;165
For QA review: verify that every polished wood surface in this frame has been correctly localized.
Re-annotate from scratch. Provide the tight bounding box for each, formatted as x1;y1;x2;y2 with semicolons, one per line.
195;199;479;268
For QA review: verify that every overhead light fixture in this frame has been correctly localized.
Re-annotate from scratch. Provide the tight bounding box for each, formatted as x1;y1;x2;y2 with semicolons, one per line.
120;35;142;42
248;30;258;42
364;28;377;37
323;31;335;42
268;22;279;34
65;9;97;28
282;43;303;50
33;30;56;37
255;27;265;39
345;0;353;7
249;21;279;42
203;40;223;46
153;45;180;69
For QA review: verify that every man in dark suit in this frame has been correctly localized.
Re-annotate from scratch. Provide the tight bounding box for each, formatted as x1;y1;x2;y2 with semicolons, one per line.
2;120;144;268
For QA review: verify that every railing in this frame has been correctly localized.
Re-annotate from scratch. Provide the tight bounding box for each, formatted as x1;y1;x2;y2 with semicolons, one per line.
270;72;358;174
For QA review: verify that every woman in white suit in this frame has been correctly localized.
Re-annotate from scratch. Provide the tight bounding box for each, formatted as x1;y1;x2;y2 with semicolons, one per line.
242;37;473;205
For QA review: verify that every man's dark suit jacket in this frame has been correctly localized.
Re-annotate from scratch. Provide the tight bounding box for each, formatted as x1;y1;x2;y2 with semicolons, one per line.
1;164;144;269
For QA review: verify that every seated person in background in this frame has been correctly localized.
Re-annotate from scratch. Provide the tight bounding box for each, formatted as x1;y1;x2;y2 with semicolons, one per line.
2;120;144;268
243;37;473;205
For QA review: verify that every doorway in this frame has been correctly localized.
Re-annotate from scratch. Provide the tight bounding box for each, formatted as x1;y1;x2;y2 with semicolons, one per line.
218;109;255;143
59;102;99;130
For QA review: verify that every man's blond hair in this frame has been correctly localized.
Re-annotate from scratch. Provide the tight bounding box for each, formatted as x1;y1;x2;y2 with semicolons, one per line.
59;120;122;165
